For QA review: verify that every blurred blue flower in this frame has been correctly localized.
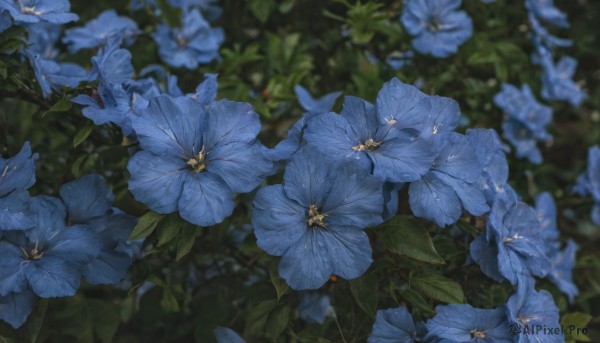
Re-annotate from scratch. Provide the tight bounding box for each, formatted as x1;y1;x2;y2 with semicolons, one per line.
506;278;561;343
368;307;422;343
214;326;246;343
574;146;600;225
502;118;548;165
25;22;61;59
426;304;512;342
294;85;342;114
191;73;218;105
63;9;140;54
0;0;78;24
547;239;579;304
0;290;36;329
529;14;572;49
494;84;553;134
470;189;550;285
252;146;384;290
297;292;333;324
0;196;100;298
128;95;272;227
59;174;137;285
539;55;586;107
152;9;224;69
409;133;489;227
169;0;222;21
525;0;568;28
401;0;473;58
534;192;560;247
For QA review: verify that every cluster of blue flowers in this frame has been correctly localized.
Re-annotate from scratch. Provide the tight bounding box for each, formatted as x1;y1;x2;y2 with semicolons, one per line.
0;144;137;329
0;0;223;102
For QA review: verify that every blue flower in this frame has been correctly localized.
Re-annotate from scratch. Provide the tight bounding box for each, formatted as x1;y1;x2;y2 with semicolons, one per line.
63;9;140;54
214;326;246;343
169;0;222;22
529;14;572;49
25;22;61;59
0;142;37;232
382;182;402;221
294;85;342;114
426;304;512;342
501;118;549;165
0;0;78;24
304;96;434;183
506;278;562;343
574;146;600;225
0;142;37;198
470;190;551;285
409;133;489;227
252;146;384;290
72;36;135;135
297;292;333;324
465;129;509;203
493;83;552;165
152;9;224;69
368;307;422;343
525;0;568;28
401;0;473;58
27;52;88;99
0;196;100;298
547;239;579;304
539;56;586;107
59;174;137;285
128;95;272;227
191;73;219;106
494;84;553;134
534;192;559;247
0;290;36;329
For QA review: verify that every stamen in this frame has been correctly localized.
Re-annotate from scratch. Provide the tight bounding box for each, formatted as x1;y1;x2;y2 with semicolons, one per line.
352;138;381;152
186;146;207;173
307;204;326;228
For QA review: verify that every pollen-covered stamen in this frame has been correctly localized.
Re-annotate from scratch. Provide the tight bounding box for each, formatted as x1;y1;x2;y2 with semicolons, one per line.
307;204;326;228
503;233;523;243
352;138;382;152
20;244;44;260
470;329;486;339
186;146;207;173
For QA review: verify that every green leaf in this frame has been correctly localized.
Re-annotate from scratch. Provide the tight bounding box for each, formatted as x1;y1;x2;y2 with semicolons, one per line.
278;0;295;13
350;271;378;318
0;60;7;79
130;212;163;240
378;216;445;264
269;262;289;301
156;214;183;247
455;220;479;238
561;312;592;342
26;299;48;343
410;272;464;304
71;154;87;178
250;0;275;23
467;48;497;65
176;223;196;261
156;0;181;27
88;300;120;343
266;304;291;339
397;288;435;316
46;99;72;114
161;288;180;312
73;122;94;148
243;299;278;338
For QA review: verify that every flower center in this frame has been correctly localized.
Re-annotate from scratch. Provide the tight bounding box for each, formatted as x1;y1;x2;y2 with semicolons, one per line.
352;138;381;152
307;204;326;228
186;146;207;173
176;35;188;48
427;17;442;32
21;245;44;260
470;329;486;339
